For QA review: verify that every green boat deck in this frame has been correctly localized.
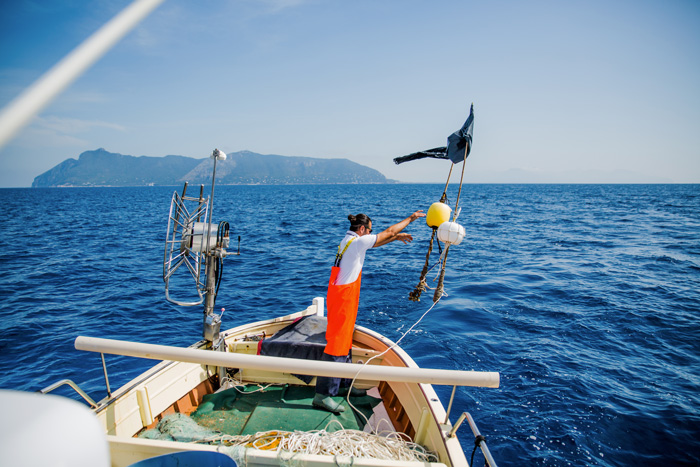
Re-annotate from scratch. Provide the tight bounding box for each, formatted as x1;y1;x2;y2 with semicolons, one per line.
141;384;381;441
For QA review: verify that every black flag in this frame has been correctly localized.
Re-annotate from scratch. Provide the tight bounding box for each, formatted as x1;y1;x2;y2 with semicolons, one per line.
392;146;449;165
394;104;474;165
446;103;474;164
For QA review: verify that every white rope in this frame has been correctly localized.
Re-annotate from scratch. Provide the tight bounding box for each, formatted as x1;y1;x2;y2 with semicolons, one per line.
432;247;449;280
219;374;277;394
345;295;443;429
210;426;438;463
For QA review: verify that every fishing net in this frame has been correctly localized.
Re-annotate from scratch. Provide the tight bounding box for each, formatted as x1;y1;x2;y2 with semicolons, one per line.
139;384;438;464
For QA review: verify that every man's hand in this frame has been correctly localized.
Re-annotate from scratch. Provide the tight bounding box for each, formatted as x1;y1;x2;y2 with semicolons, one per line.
395;233;414;244
409;210;426;222
374;210;425;248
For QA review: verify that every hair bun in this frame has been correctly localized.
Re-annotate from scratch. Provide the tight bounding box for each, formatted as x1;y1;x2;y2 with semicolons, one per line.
348;214;356;223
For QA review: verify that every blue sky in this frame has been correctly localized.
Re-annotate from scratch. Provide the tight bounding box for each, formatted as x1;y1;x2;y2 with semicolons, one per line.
1;0;699;186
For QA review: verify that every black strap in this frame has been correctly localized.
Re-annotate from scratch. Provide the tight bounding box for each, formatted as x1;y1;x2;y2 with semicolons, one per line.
470;435;487;466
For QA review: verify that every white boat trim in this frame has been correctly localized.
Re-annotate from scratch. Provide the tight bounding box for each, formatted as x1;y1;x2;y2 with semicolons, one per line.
75;336;500;388
107;435;451;467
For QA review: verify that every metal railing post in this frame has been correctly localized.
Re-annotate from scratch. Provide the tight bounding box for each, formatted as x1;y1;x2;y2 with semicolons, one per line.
39;380;98;408
447;411;497;467
444;385;457;424
101;353;111;396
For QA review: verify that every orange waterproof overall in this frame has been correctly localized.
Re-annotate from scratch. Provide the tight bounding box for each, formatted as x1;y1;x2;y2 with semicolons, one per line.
324;238;362;356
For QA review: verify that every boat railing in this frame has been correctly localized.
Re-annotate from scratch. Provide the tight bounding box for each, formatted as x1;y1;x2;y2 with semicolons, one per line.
448;411;498;467
74;336;500;388
39;379;99;409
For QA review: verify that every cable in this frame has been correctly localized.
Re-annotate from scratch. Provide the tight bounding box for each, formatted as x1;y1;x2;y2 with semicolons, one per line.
471;434;486;466
213;221;229;297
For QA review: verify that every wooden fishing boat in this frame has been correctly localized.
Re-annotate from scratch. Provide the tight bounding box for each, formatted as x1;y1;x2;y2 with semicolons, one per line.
69;298;499;467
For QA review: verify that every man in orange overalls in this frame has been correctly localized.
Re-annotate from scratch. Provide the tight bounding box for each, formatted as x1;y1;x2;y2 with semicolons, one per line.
313;210;425;413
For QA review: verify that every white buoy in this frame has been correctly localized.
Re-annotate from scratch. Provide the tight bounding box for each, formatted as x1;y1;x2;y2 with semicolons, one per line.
437;221;466;245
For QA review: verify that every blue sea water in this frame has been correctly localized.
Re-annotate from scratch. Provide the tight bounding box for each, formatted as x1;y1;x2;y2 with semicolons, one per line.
0;183;699;466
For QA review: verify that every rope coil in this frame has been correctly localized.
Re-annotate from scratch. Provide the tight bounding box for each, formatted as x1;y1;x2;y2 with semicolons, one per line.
211;426;439;463
146;413;438;462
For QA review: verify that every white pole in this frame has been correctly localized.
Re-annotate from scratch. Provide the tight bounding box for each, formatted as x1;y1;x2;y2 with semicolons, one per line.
0;0;166;149
75;336;500;388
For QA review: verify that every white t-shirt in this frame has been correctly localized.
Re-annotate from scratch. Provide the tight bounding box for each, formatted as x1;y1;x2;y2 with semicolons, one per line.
335;231;377;285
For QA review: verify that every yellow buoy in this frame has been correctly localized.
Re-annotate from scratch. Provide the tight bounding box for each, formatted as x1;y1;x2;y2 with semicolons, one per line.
426;202;452;228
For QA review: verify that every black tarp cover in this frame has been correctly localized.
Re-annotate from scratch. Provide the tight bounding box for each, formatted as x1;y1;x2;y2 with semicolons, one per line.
259;315;329;383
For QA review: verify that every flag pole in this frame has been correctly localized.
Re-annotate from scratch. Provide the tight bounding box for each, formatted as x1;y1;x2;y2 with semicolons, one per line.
442;163;455;199
453;141;470;221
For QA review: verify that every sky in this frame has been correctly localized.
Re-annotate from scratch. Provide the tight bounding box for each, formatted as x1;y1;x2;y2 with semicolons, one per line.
1;0;699;187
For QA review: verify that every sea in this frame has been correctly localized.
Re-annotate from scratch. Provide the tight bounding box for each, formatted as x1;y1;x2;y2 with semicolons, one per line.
0;183;698;466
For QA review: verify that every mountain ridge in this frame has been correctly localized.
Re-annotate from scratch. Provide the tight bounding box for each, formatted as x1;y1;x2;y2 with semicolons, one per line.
32;149;393;187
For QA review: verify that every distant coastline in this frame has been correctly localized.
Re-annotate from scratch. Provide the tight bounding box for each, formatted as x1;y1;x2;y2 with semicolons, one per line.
21;182;696;189
31;148;395;188
17;147;692;187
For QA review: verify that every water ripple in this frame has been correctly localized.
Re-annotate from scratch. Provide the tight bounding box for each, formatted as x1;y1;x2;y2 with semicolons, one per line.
1;184;699;466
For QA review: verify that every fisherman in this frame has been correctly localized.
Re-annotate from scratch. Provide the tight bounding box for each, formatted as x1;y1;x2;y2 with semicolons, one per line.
313;210;426;413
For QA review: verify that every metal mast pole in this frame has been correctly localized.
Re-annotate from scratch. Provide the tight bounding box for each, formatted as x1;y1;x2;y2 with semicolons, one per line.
203;150;222;342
